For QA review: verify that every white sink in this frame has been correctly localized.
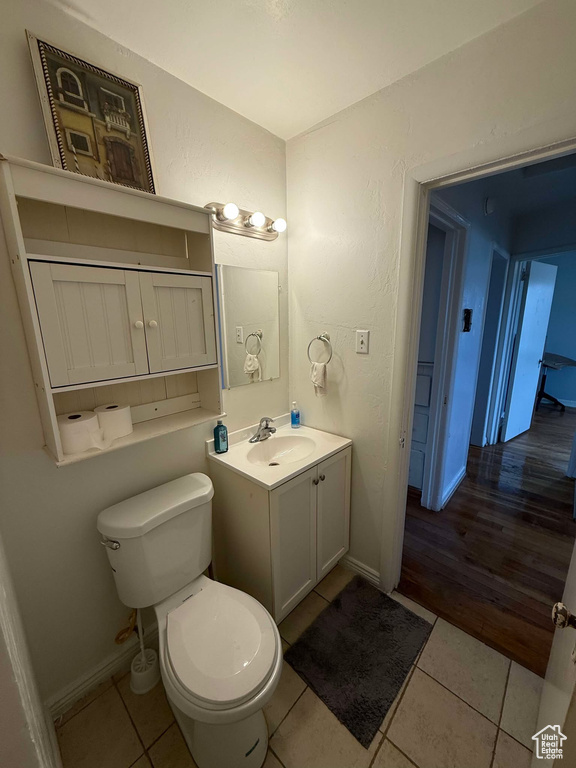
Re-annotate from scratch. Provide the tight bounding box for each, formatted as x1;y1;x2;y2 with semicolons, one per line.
207;418;351;490
247;435;316;466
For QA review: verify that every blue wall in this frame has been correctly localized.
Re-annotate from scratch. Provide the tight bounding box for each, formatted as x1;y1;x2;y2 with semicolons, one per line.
418;224;445;363
409;185;512;499
539;251;576;405
433;183;512;461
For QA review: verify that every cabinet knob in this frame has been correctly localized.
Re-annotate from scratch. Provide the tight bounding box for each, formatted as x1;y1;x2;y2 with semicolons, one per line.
148;320;158;329
133;320;144;329
313;478;319;485
319;474;326;481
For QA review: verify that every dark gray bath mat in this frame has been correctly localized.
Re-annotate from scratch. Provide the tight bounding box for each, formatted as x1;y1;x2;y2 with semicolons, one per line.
284;576;432;747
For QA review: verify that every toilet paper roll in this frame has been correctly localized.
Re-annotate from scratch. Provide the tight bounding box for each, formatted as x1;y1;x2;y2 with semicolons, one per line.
95;403;133;442
57;411;111;455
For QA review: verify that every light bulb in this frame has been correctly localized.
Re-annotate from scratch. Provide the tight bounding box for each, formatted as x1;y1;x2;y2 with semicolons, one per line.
217;202;239;221
270;218;287;233
246;211;266;228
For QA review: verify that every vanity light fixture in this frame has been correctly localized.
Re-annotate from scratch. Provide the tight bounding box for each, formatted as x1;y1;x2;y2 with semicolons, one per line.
206;202;286;241
269;218;287;234
216;202;240;222
245;211;266;228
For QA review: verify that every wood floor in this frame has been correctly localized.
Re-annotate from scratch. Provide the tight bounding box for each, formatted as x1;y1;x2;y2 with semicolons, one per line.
399;405;576;677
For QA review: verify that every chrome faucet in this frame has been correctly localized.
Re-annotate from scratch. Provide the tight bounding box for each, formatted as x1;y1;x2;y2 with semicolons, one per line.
249;417;276;443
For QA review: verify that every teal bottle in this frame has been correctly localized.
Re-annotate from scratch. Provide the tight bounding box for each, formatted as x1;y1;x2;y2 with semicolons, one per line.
214;420;228;453
291;401;300;428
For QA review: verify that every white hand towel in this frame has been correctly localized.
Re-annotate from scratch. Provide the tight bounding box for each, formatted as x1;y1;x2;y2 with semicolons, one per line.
244;353;262;382
310;362;327;396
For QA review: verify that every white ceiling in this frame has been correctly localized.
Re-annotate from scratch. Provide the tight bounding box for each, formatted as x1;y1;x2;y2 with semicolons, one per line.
57;0;543;139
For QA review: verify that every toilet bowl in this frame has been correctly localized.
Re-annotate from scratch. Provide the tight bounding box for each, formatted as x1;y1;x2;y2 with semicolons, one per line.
97;473;282;768
156;577;282;767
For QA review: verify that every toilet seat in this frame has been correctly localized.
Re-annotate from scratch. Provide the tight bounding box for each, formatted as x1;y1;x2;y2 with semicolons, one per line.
165;581;277;709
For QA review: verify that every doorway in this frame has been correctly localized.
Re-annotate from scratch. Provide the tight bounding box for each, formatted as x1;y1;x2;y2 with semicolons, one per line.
408;200;469;512
398;155;576;677
470;246;508;447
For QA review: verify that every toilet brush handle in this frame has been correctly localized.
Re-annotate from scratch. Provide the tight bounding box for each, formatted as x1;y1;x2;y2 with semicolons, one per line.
136;608;146;659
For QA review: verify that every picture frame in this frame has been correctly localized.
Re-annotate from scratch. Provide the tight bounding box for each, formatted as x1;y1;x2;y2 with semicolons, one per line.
26;31;156;194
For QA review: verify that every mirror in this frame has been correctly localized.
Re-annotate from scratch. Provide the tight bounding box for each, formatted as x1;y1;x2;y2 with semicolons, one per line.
217;265;280;388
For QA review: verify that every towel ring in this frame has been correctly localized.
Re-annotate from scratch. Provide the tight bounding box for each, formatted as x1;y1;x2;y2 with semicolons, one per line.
245;330;263;355
307;333;333;364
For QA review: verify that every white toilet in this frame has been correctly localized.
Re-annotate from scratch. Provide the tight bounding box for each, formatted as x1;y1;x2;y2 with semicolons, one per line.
97;473;282;768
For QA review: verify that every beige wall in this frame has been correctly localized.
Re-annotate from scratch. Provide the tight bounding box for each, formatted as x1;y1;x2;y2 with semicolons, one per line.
286;0;576;578
0;0;286;701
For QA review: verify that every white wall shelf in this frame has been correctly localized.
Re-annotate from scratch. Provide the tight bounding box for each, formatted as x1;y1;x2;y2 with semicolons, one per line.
26;251;214;278
0;155;222;465
54;407;223;467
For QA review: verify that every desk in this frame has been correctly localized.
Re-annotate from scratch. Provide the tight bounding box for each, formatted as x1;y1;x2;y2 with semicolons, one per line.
536;352;576;412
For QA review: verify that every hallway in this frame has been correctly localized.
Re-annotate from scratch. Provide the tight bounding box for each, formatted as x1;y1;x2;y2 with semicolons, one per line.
399;405;576;677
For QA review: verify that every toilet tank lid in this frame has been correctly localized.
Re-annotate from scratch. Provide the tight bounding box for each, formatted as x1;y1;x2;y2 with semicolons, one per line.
97;473;214;539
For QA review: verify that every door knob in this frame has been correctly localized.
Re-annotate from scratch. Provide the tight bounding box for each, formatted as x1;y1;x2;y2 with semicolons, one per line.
133;320;144;329
552;602;576;629
148;320;158;328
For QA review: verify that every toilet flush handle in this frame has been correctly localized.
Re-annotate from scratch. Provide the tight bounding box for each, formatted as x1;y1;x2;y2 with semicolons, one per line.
101;538;120;551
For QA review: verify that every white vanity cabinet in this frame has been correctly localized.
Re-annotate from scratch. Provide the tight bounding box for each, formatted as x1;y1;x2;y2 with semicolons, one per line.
211;446;351;622
270;466;318;619
139;271;217;373
30;261;217;387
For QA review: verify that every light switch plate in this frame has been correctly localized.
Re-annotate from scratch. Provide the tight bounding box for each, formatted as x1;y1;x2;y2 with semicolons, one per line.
236;326;244;343
356;329;370;354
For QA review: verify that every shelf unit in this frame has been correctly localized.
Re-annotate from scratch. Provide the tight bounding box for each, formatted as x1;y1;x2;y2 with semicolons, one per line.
0;155;223;465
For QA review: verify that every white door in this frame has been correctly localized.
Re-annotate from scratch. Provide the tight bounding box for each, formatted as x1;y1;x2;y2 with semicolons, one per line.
316;448;351;580
139;272;217;373
502;261;557;442
30;261;149;387
270;467;317;622
532;536;576;766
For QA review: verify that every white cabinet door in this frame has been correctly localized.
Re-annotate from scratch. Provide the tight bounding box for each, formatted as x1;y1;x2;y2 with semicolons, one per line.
316;447;351;581
30;261;149;387
139;272;217;373
270;467;317;622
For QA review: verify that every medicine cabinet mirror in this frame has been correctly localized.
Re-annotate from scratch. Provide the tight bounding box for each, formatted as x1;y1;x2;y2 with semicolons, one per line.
217;265;280;388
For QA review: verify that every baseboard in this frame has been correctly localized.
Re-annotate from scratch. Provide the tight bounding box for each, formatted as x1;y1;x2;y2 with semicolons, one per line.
47;626;158;721
341;554;380;589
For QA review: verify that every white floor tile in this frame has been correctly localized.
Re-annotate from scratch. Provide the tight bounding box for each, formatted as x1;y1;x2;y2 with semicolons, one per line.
493;730;533;768
417;618;509;722
264;661;307;735
387;668;497;768
500;662;543;749
271;688;380;768
389;591;437;624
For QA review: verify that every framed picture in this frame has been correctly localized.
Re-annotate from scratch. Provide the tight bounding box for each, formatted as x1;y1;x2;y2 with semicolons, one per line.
26;31;155;194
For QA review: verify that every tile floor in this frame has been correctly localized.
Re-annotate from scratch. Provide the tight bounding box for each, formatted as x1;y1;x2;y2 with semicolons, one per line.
55;565;541;768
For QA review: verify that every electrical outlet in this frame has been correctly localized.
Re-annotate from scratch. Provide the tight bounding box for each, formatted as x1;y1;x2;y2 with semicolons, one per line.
356;330;370;354
236;326;244;343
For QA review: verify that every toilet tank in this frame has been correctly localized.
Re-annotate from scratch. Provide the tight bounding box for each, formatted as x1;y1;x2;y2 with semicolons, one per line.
97;473;214;608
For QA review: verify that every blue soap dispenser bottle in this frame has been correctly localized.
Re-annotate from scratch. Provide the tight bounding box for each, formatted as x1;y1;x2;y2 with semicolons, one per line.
214;419;228;453
291;401;300;429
